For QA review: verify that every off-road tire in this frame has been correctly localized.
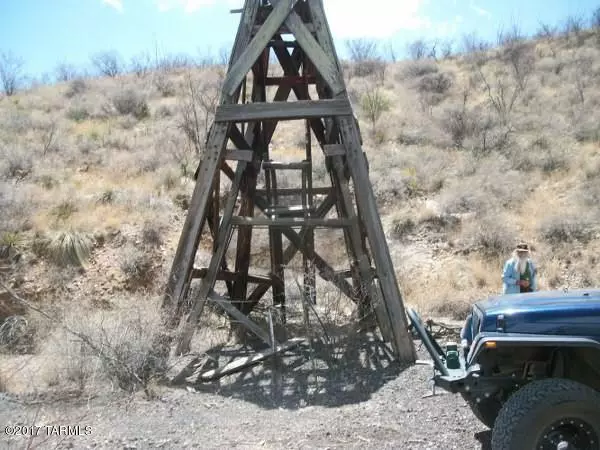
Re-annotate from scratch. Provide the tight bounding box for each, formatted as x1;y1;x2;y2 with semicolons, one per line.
491;378;600;450
463;396;501;429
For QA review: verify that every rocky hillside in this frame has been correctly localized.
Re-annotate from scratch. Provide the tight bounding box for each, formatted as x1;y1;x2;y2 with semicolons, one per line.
1;19;600;394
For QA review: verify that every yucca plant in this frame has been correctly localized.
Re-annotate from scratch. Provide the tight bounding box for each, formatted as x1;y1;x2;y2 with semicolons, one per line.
48;230;92;267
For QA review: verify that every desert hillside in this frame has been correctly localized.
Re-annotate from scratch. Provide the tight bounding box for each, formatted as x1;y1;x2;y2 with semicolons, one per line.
1;18;600;395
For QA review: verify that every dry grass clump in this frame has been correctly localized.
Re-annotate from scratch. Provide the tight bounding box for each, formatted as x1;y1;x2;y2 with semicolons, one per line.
47;230;93;267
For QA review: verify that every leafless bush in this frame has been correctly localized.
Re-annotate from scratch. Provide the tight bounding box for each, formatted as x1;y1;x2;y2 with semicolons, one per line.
90;50;122;78
407;39;428;60
572;56;593;106
130;51;153;78
441;89;474;147
539;216;596;245
462;32;491;55
536;22;558;39
112;89;150;119
1;147;33;181
464;217;514;258
153;72;176;97
54;63;79;82
65;78;87;98
178;72;222;155
418;72;453;94
475;44;533;127
563;15;586;46
345;38;383;77
141;220;164;247
441;39;454;58
402;60;438;78
0;51;25;96
120;245;153;286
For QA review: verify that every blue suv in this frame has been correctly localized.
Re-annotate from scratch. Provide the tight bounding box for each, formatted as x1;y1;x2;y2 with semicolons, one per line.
408;289;600;450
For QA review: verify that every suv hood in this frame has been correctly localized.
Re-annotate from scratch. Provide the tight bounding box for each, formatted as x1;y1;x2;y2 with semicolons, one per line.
474;289;600;337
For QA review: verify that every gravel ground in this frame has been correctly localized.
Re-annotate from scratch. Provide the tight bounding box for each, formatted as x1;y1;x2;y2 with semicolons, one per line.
0;339;490;450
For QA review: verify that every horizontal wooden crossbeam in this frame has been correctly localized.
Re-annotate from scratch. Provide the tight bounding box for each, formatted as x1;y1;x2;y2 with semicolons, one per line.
215;99;353;123
230;217;352;228
191;269;272;285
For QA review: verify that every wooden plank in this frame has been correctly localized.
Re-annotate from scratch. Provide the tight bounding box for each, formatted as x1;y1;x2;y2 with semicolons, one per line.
232;163;259;313
199;338;305;381
256;187;331;196
264;205;313;216
284;10;344;95
163;122;230;313
223;0;298;97
323;144;346;157
338;116;416;363
262;161;310;170
229;124;252;149
225;150;254;162
215;99;352;123
175;161;247;355
230;217;351;228
191;268;272;285
208;291;272;345
265;76;317;86
306;0;344;73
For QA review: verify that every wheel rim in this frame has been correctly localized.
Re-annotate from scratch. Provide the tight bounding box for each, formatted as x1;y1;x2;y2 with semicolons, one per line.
537;417;599;450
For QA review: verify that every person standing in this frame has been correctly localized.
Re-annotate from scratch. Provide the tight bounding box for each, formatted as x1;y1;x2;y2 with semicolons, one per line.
502;243;538;294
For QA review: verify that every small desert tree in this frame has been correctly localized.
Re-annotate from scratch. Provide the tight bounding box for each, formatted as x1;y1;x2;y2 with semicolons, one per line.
0;51;25;96
90;50;122;78
361;87;390;135
407;39;428;60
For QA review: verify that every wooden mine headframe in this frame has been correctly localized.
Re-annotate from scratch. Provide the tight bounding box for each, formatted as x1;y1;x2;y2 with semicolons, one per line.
163;0;416;365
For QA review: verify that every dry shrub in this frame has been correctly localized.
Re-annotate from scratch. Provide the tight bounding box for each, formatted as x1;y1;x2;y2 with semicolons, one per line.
40;300;169;392
65;78;86;98
111;89;150;120
539;216;596;245
418;72;454;94
462;217;514;258
1;146;33;181
119;245;153;287
402;60;439;78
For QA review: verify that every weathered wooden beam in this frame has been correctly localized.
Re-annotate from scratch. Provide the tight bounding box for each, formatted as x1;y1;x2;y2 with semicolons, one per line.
323;144;346;157
230;217;352;228
208;291;272;345
223;0;298;96
191;268;272;285
215;99;352;123
163;122;230;314
265;76;317;86
338;115;416;363
284;10;344;95
225;150;254;162
199;338;304;381
256;187;332;196
175;161;247;355
262;161;310;170
229;124;252;149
